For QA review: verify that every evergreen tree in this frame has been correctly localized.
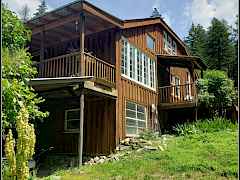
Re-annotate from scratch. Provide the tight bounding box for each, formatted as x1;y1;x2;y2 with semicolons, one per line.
19;4;30;22
33;0;47;17
205;18;235;72
184;23;207;63
151;8;161;18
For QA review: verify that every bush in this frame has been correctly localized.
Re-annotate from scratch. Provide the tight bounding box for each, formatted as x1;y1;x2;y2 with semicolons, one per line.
173;117;237;136
138;129;159;140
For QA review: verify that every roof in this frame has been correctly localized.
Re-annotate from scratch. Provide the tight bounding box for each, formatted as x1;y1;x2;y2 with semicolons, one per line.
157;54;207;70
123;17;190;55
27;0;123;32
27;1;189;55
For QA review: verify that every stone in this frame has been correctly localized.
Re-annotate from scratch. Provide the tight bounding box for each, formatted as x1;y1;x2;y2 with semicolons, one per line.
94;156;100;162
136;148;144;152
99;159;105;164
144;146;158;151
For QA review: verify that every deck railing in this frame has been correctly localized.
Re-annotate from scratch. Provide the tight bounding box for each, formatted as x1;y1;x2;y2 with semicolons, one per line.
158;83;196;104
36;52;116;87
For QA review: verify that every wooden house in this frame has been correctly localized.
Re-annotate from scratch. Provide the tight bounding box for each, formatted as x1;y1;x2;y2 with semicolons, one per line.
27;0;206;161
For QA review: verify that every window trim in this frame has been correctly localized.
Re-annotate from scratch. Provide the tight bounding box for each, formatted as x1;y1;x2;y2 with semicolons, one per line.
64;108;80;132
146;33;155;51
125;101;147;137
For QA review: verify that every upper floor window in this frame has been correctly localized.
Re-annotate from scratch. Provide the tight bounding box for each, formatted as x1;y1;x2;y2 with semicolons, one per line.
146;34;155;50
163;30;177;55
121;37;156;90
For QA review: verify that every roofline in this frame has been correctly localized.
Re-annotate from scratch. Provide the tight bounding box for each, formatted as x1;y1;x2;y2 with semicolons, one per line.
157;54;207;69
123;17;190;55
27;0;123;28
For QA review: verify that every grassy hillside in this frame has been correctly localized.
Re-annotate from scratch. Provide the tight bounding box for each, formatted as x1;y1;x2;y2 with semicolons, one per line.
41;118;238;180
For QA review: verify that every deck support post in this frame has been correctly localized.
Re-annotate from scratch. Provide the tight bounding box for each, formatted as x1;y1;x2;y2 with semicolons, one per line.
78;87;84;167
79;12;85;76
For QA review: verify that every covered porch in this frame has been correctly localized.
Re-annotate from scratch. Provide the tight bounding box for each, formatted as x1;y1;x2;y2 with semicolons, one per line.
27;0;123;88
30;77;117;165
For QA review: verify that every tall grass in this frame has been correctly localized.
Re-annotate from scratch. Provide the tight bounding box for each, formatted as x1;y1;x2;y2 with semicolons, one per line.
173;117;237;136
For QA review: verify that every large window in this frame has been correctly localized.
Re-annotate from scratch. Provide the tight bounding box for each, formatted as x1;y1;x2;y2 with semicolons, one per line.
121;38;128;75
163;30;177;55
65;109;80;131
126;101;146;136
137;50;143;82
129;45;135;78
146;34;155;50
121;37;156;90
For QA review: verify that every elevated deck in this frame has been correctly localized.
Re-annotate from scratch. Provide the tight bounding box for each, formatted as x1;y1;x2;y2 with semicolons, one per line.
158;83;197;109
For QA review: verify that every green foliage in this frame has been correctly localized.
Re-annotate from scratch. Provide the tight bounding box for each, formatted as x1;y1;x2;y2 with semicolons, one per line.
184;23;207;63
138;129;159;140
206;18;235;72
197;70;236;116
33;0;48;17
2;48;48;129
173;117;237;136
2;4;31;50
4;106;36;180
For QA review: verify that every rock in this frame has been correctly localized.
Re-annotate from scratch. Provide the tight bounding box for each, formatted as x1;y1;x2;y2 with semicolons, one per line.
99;159;105;164
90;158;94;164
158;145;164;151
144;146;158;151
136;148;144;152
94;156;100;162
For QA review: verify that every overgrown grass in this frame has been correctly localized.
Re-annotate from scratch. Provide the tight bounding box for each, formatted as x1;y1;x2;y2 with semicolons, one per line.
40;118;238;179
173;117;237;136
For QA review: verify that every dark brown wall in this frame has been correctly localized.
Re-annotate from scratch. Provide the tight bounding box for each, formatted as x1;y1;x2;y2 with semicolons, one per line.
38;96;116;155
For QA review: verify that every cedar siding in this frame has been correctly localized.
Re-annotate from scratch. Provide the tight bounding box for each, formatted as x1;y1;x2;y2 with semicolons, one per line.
27;0;206;155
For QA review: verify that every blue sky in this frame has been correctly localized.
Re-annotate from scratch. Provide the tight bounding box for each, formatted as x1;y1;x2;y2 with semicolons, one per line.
3;0;238;39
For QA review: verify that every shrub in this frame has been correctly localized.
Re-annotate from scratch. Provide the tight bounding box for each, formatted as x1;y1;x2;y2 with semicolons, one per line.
173;117;237;136
138;129;159;140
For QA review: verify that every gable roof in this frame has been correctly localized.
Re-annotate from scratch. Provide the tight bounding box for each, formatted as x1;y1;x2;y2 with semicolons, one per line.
123;17;190;55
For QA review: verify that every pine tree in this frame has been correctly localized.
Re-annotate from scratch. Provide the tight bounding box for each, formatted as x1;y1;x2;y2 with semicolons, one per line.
33;0;47;17
184;23;207;63
206;18;235;72
151;8;161;18
19;4;30;22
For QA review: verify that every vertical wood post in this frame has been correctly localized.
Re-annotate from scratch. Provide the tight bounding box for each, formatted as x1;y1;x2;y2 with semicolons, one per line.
79;12;85;76
79;88;84;167
40;31;45;77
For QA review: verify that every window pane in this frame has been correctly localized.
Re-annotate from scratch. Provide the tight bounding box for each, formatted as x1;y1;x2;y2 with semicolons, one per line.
126;118;137;126
138;121;146;128
143;54;148;85
126;101;136;111
126;126;137;135
67;110;80;119
137;112;145;120
129;45;135;78
121;39;128;75
147;35;155;50
137;50;143;82
137;105;145;113
126;110;136;118
67;120;80;130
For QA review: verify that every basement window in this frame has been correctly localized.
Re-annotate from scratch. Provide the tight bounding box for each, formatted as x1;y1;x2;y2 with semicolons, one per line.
65;109;80;132
126;101;147;136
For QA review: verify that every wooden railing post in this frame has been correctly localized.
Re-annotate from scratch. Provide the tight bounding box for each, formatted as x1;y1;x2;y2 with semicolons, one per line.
79;12;85;76
40;31;45;77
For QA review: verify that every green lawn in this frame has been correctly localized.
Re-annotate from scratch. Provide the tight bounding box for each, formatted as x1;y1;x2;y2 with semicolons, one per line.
43;128;238;180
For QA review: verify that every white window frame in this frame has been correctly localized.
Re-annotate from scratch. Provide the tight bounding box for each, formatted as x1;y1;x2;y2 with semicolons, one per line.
163;31;168;51
64;108;80;132
121;38;128;75
172;41;177;55
125;101;147;137
121;36;156;91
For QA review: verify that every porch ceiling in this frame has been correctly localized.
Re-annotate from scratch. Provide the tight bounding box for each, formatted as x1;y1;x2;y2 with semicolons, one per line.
29;76;117;98
157;54;207;70
27;0;123;52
